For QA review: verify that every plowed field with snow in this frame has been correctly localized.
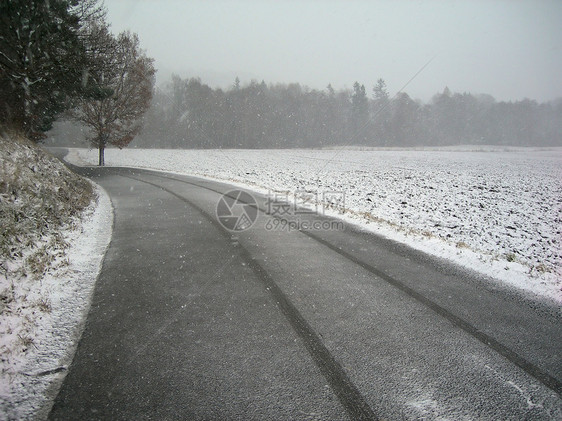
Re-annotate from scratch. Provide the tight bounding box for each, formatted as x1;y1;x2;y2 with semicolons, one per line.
68;147;562;301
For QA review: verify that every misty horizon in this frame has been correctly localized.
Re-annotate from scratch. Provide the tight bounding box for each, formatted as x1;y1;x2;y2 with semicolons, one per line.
152;68;562;105
104;0;562;103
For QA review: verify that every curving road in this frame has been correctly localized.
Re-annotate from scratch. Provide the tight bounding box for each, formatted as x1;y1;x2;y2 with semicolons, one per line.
48;159;561;420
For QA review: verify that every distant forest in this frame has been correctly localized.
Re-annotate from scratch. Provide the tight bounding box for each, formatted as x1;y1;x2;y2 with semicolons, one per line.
52;75;562;148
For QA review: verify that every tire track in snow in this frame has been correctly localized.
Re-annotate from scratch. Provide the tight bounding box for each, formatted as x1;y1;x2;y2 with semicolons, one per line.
121;173;379;421
136;169;562;398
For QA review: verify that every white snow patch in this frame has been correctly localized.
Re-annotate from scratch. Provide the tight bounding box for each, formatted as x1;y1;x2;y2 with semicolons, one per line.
0;183;113;419
68;147;561;303
483;364;545;411
406;396;442;419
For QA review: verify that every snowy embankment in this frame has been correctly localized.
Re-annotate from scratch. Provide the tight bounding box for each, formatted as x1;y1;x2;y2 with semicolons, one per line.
0;136;112;419
68;147;561;303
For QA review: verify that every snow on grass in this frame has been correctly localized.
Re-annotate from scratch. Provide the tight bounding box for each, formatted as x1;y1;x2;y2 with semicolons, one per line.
70;147;561;302
0;136;113;419
0;184;112;419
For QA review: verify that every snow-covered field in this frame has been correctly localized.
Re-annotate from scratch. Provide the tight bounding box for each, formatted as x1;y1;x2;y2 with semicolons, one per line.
69;147;562;302
0;184;112;419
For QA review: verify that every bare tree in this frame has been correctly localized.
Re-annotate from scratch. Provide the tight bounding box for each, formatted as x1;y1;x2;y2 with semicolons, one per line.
70;0;106;26
73;28;155;165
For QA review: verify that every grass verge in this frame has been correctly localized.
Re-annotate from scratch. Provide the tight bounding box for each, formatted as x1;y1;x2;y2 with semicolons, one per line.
0;132;96;384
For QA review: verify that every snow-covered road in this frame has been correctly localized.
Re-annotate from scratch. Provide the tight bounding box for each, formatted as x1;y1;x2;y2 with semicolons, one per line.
48;166;562;420
68;147;562;302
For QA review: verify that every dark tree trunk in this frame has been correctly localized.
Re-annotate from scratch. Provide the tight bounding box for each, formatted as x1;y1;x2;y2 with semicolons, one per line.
98;141;105;166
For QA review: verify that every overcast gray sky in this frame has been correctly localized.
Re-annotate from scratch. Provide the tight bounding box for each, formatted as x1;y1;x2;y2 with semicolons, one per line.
103;0;561;102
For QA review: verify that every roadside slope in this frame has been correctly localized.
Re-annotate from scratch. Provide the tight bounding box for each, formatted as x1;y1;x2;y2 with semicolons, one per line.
0;135;112;419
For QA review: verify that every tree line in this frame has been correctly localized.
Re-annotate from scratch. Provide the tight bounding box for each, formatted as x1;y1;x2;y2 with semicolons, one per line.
3;1;558;152
0;0;155;165
137;76;562;148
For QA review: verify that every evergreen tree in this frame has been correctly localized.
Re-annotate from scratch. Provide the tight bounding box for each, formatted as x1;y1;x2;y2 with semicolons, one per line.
372;78;390;145
0;0;87;139
372;78;389;101
351;82;369;144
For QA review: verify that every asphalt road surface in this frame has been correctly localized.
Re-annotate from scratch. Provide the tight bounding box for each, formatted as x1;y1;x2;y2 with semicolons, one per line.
48;158;561;420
